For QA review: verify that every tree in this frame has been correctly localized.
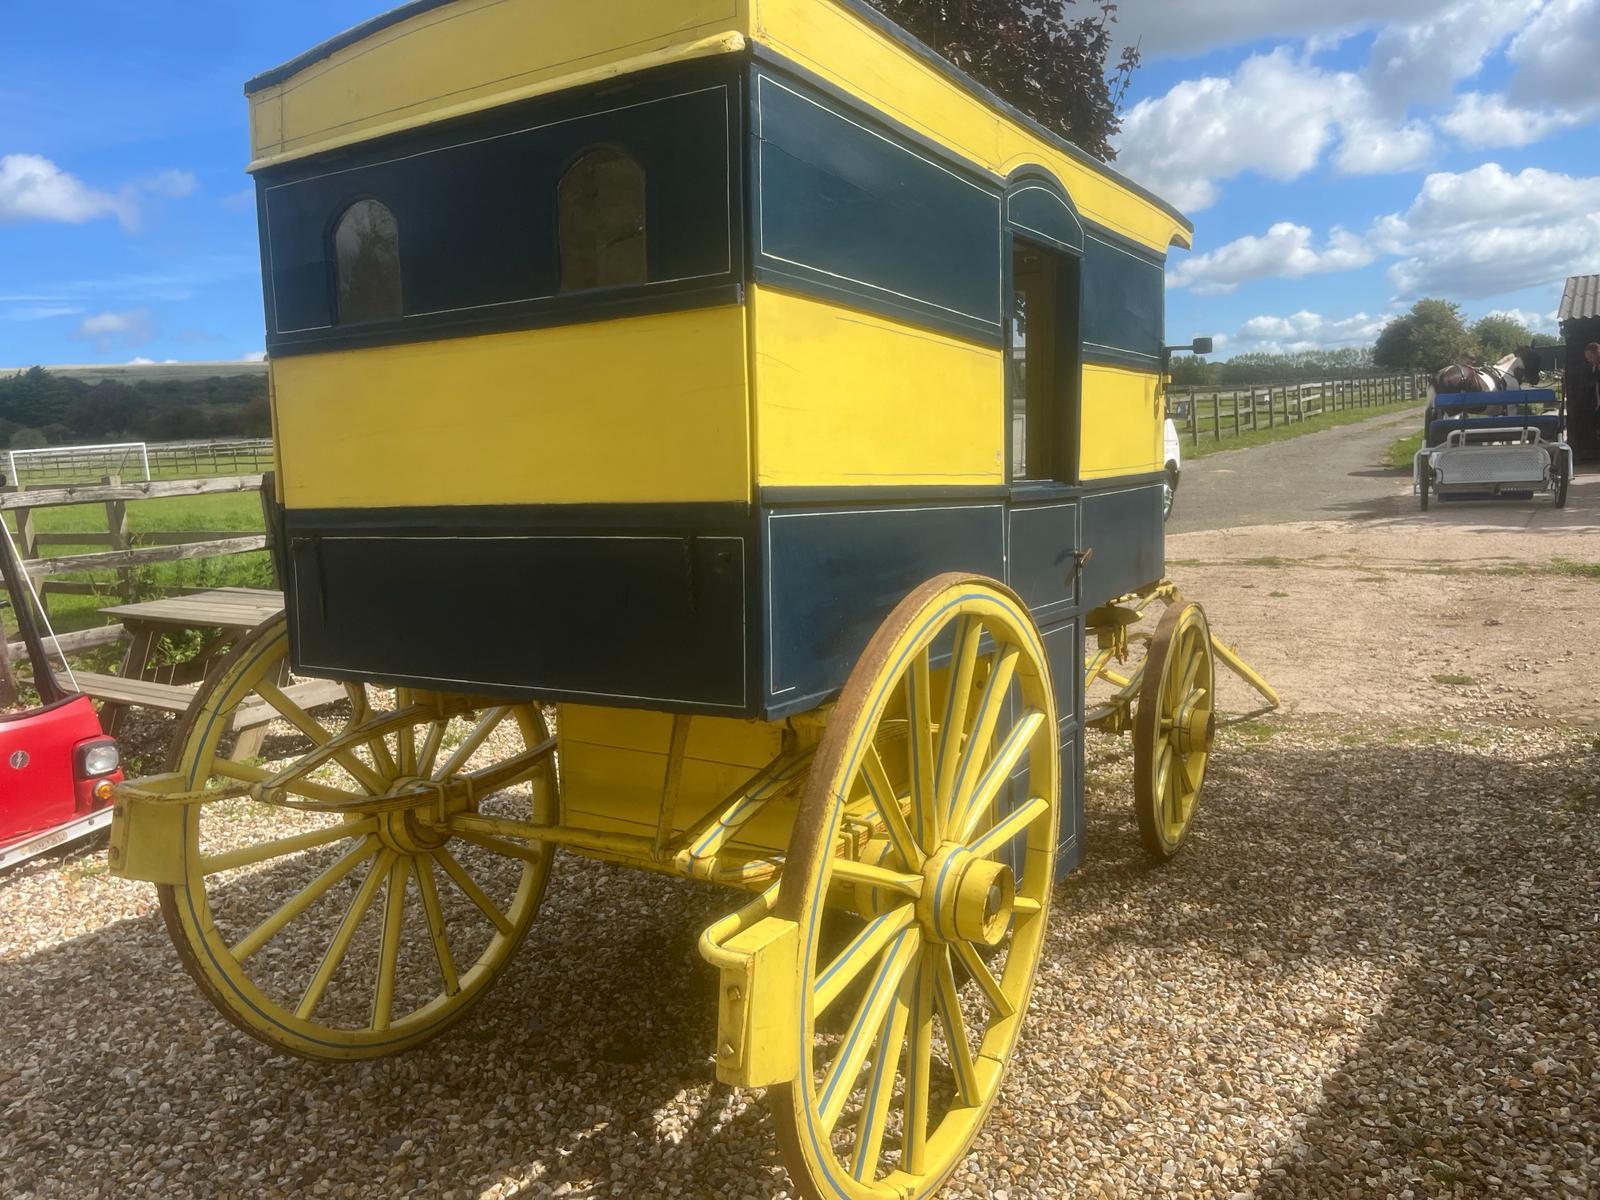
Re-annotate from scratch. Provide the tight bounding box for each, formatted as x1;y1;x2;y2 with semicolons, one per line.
863;0;1140;159
1373;299;1474;370
1470;314;1534;360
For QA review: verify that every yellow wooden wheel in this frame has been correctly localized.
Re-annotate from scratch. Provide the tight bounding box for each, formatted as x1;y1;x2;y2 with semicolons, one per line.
1133;600;1215;859
772;575;1058;1199
156;617;557;1061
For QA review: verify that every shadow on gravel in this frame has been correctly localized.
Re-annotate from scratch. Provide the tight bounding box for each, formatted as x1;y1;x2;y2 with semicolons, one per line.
1070;727;1599;1196
0;853;779;1198
5;726;1597;1197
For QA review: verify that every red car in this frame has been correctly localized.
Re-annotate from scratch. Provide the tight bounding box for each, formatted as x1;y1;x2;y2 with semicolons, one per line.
0;693;122;870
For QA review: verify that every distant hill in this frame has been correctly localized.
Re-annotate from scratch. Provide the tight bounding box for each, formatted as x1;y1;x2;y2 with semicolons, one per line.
0;364;270;447
0;361;267;385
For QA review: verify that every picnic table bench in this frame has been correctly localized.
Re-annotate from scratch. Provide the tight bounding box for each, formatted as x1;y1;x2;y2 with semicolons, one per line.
56;587;344;759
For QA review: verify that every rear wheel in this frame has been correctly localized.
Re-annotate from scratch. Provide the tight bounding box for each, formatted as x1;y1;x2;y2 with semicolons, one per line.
156;617;557;1061
772;575;1058;1199
1162;465;1179;522
1419;464;1432;512
1553;463;1569;509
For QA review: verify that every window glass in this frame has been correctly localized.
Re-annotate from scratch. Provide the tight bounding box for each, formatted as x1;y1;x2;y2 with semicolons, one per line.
1010;245;1057;480
334;199;402;324
559;147;648;291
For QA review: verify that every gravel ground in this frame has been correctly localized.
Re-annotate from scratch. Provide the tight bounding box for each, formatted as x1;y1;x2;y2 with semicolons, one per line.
3;711;1596;1199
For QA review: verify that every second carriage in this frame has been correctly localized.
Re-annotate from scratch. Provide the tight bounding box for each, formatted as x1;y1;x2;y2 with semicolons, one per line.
110;1;1274;1195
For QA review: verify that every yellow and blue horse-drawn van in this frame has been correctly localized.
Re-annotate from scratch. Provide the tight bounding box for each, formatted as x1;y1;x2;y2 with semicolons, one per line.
109;1;1263;1196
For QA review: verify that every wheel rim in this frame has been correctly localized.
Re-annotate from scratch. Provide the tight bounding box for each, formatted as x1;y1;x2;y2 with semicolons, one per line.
158;618;557;1060
774;576;1058;1199
1134;602;1214;858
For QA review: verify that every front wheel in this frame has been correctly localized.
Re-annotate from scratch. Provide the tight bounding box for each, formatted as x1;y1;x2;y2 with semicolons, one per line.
1553;464;1569;509
1419;464;1432;512
772;575;1059;1199
155;617;558;1061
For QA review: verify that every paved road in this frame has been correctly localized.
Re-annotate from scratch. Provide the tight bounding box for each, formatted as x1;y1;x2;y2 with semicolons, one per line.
1168;407;1424;533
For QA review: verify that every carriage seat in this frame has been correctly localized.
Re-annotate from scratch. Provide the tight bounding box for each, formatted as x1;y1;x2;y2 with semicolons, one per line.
1426;413;1562;447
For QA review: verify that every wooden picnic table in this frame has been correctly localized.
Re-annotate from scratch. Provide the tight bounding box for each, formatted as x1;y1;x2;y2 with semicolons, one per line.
58;587;343;760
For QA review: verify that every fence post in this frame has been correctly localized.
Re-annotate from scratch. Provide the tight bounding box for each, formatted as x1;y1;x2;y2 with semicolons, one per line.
1267;388;1275;429
1211;392;1221;442
102;473;134;604
1188;389;1199;448
1233;393;1242;437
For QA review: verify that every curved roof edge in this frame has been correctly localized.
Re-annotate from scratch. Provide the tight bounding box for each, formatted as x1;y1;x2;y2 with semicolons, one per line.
246;0;461;94
245;0;1194;240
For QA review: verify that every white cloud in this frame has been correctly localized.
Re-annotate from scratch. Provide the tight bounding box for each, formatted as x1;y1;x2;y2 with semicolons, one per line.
1364;0;1542;109
1;304;82;322
1112;0;1459;60
0;154;132;227
1440;92;1591;148
1506;0;1600;110
239;350;267;363
1169;222;1375;294
1116;50;1358;210
72;308;154;352
0;154;197;232
1231;309;1394;354
1480;307;1558;333
1115;46;1439;211
1376;164;1600;297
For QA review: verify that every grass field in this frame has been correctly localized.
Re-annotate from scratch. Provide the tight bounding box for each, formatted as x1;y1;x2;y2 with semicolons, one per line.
1186;394;1421;459
4;489;271;648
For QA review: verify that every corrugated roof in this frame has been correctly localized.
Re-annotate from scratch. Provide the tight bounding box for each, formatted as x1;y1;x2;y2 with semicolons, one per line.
1558;274;1600;323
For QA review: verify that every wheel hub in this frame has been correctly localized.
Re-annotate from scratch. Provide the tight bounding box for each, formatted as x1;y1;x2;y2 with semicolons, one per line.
919;843;1015;946
1173;693;1215;758
374;776;463;853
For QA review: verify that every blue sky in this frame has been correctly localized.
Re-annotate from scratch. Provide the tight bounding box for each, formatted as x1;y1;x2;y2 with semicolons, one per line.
2;0;1597;365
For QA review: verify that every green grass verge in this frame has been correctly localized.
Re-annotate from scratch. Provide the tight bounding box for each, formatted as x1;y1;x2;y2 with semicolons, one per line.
1385;431;1425;469
1185;397;1420;459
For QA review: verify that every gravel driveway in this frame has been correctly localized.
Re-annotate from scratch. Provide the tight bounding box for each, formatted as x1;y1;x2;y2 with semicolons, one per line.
4;452;1599;1197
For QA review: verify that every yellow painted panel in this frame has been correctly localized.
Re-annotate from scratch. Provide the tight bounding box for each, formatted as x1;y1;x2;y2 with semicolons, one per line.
750;286;1004;488
271;306;751;509
1080;363;1162;480
248;0;751;166
750;0;1190;252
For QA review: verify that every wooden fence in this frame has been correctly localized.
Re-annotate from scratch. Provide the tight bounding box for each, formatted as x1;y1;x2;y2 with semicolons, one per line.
1;474;267;620
7;438;274;485
1168;373;1425;447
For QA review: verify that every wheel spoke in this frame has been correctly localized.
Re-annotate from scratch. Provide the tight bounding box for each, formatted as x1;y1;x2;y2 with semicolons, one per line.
213;759;373;809
830;857;924;901
965;796;1050;861
371;856;411;1032
415;856;460;997
862;744;922;869
433;848;514;937
946;646;1020;829
416;719;447;781
202;816;377;876
931;945;979;1106
951;938;1016;1020
434;707;510;780
230;837;379;962
903;953;935;1174
851;974;913;1183
815;904;917;1017
296;848;395;1021
818;928;919;1133
394;689;417;776
933;617;983;821
906;650;939;846
253;679;388;795
950;708;1045;845
453;828;542;865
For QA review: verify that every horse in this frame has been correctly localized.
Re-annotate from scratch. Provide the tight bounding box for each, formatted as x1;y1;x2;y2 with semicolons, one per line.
1432;347;1544;395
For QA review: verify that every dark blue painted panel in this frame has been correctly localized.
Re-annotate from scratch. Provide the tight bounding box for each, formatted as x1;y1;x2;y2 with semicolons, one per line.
1008;183;1084;255
752;72;1003;343
1080;483;1165;608
1082;234;1165;365
1007;501;1080;624
762;503;1006;717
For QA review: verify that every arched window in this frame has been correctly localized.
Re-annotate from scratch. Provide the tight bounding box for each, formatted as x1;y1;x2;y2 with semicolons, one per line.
559;147;647;292
333;199;402;323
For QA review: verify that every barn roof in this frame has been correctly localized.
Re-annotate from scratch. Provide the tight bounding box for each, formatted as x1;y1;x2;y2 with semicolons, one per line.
1558;274;1600;324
